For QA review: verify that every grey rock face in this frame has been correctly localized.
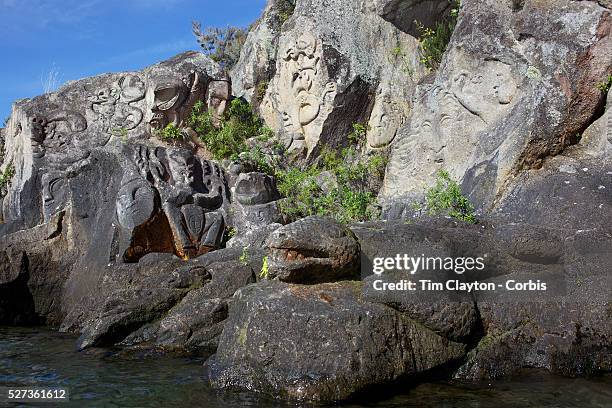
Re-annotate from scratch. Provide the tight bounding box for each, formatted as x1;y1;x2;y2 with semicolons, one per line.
0;211;77;325
230;0;292;105
265;216;360;283
353;218;612;378
493;90;612;231
0;51;229;234
369;0;454;37
205;280;465;402
382;0;611;210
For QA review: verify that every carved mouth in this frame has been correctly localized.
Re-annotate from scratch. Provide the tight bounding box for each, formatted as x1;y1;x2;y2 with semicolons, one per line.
149;113;165;129
269;246;330;263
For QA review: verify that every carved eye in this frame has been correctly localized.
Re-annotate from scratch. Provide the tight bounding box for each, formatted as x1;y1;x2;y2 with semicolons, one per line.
155;87;178;102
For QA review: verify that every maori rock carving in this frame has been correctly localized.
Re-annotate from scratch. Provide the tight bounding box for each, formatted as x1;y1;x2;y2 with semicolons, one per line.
41;171;68;222
233;172;283;227
279;33;337;153
29;110;88;161
146;70;205;134
116;175;157;231
207;78;232;128
116;146;229;261
383;60;519;198
162;150;226;258
88;74;145;134
367;87;410;149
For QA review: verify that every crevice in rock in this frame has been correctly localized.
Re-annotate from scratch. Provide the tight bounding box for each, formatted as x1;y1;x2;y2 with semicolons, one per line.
122;211;176;263
0;252;41;325
377;0;454;39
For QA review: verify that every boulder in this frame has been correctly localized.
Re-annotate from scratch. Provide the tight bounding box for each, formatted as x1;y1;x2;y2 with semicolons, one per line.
205;280;465;402
456;226;612;379
265;216;360;283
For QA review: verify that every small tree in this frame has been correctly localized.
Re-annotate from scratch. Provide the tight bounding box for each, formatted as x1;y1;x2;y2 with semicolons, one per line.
192;22;248;70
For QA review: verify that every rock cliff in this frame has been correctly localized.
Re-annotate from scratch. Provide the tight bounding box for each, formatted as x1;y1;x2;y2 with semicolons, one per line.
0;0;610;403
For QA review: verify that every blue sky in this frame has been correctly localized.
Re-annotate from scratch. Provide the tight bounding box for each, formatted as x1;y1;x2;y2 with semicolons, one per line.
0;0;267;121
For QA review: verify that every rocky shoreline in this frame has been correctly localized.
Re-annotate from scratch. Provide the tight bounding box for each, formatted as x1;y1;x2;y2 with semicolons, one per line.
1;0;610;403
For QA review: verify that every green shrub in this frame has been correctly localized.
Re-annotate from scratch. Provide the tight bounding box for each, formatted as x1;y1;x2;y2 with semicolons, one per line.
347;122;369;145
391;42;415;78
111;127;129;143
416;0;460;71
259;256;270;279
156;124;184;141
188;99;264;160
239;247;249;265
276;146;385;224
276;0;296;25
256;81;269;102
596;74;612;93
0;163;15;190
425;170;476;223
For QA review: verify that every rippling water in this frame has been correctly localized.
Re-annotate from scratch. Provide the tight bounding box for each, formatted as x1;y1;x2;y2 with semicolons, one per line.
1;327;611;407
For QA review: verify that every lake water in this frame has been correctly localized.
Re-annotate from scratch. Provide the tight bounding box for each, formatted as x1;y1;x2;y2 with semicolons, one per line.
1;326;611;407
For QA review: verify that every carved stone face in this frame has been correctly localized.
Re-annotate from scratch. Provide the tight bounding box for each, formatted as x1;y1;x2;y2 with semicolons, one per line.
367;91;405;149
235;172;280;206
452;61;518;123
42;172;67;221
116;177;156;230
207;80;231;127
148;76;186;131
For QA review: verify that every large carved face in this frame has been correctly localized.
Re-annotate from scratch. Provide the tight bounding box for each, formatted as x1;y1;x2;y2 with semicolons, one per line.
116;177;156;230
367;90;406;149
235;172;280;206
148;76;187;131
207;79;231;126
451;61;518;123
